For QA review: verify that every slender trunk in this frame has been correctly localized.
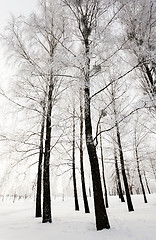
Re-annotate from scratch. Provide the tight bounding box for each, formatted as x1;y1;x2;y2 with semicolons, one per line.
114;146;125;202
127;167;133;195
88;173;92;197
80;91;90;213
110;78;133;211
84;37;110;230
72;105;79;211
135;148;148;203
116;124;134;212
150;158;156;180
35;105;45;218
42;79;53;223
99;124;109;208
144;64;154;88
144;170;151;194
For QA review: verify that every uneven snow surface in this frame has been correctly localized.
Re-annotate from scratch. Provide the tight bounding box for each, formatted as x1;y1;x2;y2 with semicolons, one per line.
0;194;156;240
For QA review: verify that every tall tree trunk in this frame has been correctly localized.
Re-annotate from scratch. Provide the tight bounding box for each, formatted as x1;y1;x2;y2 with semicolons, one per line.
88;173;92;197
144;170;151;194
84;37;110;230
135;148;148;203
111;83;133;211
114;145;125;202
143;63;155;93
150;158;156;180
42;80;53;223
127;167;133;195
72;105;79;211
116;123;134;212
35;104;45;218
80;90;90;213
99;124;109;208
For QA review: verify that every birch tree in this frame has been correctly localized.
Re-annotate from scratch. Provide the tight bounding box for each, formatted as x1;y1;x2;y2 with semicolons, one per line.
63;0;111;230
1;0;68;223
120;0;156;109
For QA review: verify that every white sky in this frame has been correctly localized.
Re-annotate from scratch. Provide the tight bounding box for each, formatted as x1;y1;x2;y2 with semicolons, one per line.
0;1;37;132
0;0;37;32
0;0;37;87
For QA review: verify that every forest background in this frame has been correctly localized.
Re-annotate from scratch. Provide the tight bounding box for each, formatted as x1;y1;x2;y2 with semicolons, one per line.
0;0;156;231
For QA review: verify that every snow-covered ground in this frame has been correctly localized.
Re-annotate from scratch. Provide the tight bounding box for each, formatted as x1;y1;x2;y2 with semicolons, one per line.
0;194;156;240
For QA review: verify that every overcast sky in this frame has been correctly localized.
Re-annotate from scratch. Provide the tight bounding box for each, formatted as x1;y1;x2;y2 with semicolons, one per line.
0;0;37;128
0;0;37;87
0;0;37;31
